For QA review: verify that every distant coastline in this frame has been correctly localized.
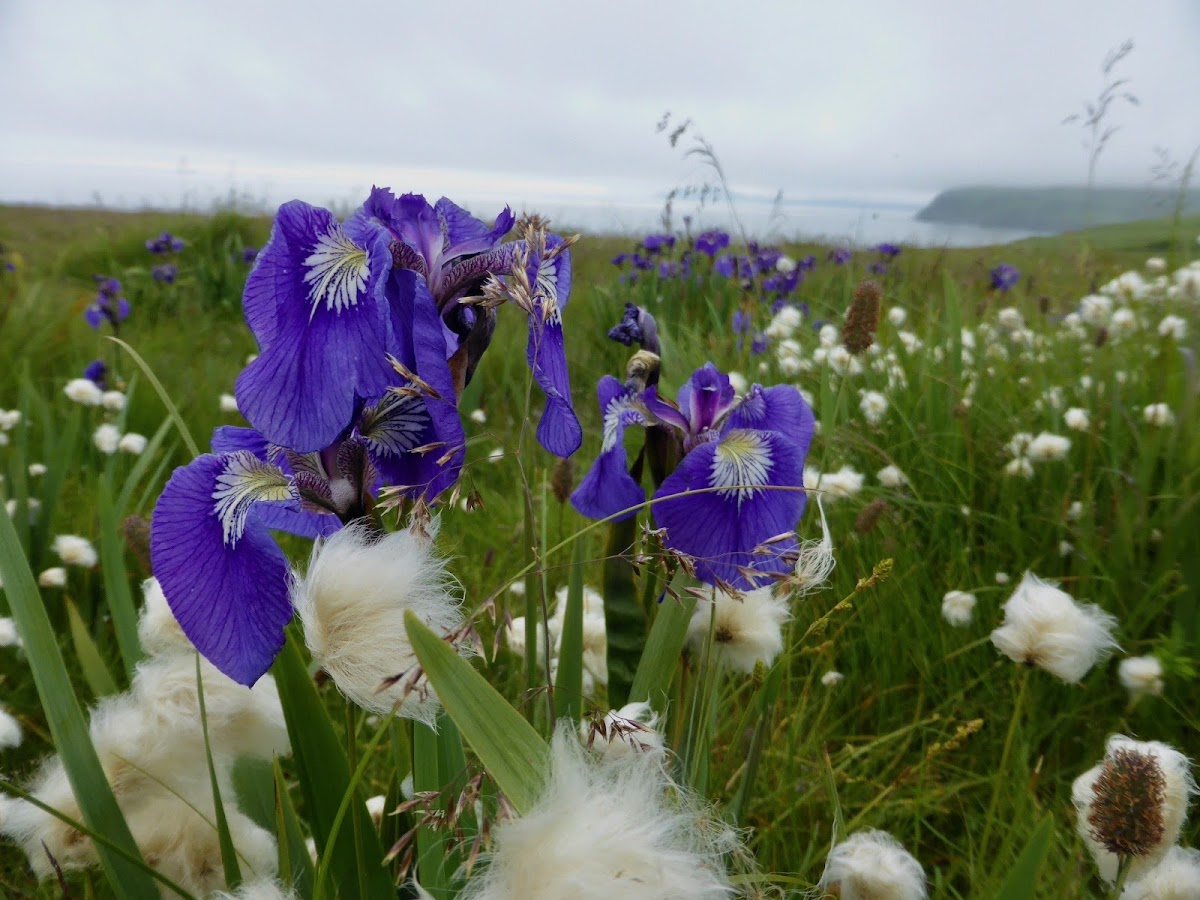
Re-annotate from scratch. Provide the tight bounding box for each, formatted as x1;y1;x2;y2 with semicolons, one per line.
916;186;1200;232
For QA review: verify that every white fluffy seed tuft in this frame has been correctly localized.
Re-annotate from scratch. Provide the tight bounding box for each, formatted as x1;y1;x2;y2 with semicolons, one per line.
292;521;464;722
1119;655;1165;699
687;587;789;674
819;829;927;899
1122;845;1200;899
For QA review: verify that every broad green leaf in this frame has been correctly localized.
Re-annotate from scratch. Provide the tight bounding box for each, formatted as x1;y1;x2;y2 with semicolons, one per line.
601;514;643;708
628;591;695;718
66;598;119;698
0;504;159;899
98;476;143;680
273;633;393;900
993;814;1055;899
405;611;549;815
553;538;587;723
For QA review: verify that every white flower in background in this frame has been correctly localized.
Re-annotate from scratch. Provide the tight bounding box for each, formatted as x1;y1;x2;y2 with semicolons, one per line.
819;830;927;900
1063;408;1090;431
118;432;147;455
1123;846;1200;900
821;670;844;688
93;423;121;455
1145;257;1167;274
1080;294;1113;326
504;617;547;665
859;390;888;426
897;330;923;353
0;706;23;750
776;339;803;376
997;307;1024;330
219;393;240;414
991;572;1119;683
548;585;608;692
1118;656;1165;699
51;535;98;568
877;465;909;489
1026;432;1071;463
27;463;46;477
995;572;1010;585
819;323;840;347
1059;540;1074;558
63;378;103;406
1158;315;1187;341
1067;501;1085;522
1003;457;1034;479
764;305;803;339
941;591;977;627
1005;432;1033;457
1175;266;1200;301
468;408;488;424
1104;270;1149;301
726;371;748;395
1079;374;1094;391
37;567;67;588
1115;371;1129;385
365;794;387;827
100;390;126;412
488;447;505;462
1144;403;1176;428
1110;307;1138;337
460;725;737;900
687;587;788;674
828;346;863;376
0;410;20;431
1072;735;1197;885
888;306;907;326
1041;386;1065;411
0;618;21;648
818;465;865;501
581;702;664;760
291;521;464;723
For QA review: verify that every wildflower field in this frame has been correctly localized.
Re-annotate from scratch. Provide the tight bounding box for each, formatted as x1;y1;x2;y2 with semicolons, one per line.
0;199;1197;899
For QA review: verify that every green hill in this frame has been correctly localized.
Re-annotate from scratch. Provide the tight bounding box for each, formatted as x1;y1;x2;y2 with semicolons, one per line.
916;186;1200;232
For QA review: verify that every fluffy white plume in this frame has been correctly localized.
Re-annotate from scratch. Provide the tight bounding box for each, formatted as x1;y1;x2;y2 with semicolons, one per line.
1119;656;1165;699
137;577;193;656
0;706;22;750
0;617;21;647
687;587;788;674
63;378;102;406
461;724;738;899
1122;846;1200;899
819;829;927;899
211;881;300;900
940;591;976;628
990;571;1119;683
51;534;98;568
1072;735;1197;885
93;423;122;455
292;521;464;722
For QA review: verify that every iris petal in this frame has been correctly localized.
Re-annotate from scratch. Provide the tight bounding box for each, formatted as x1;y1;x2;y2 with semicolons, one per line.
525;239;582;457
150;453;295;685
570;376;645;521
724;384;816;455
434;197;514;261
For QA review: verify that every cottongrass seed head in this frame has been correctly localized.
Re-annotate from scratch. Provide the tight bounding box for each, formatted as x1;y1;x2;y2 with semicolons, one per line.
940;591;976;628
990;571;1119;683
1122;846;1200;900
819;829;927;900
461;723;740;900
1072;735;1197;885
687;586;789;674
292;519;464;723
51;534;98;568
1119;655;1165;699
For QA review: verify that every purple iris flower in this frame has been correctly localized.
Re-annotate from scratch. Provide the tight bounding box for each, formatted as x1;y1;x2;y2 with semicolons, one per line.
83;359;108;388
714;255;737;279
611;253;630;267
827;248;852;265
657;260;677;279
571;363;815;589
152;263;178;284
642;234;675;254
799;255;817;272
609;302;660;350
755;248;782;273
631;252;652;271
732;309;751;334
695;230;730;258
242;246;259;264
85;275;131;330
146;232;186;254
750;333;769;355
874;242;902;259
867;261;889;276
3;262;15;273
990;263;1020;292
362;187;580;458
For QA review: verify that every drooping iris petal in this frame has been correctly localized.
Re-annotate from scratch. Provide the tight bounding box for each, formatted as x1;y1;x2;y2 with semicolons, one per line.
235;200;393;453
639;386;690;434
525;237;582;457
434;197;514;261
570;376;646;521
653;429;806;589
677;363;736;434
372;270;466;499
150;452;297;685
724;384;816;456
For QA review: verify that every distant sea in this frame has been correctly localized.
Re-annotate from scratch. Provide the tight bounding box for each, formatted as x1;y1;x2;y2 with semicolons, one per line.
0;155;1042;248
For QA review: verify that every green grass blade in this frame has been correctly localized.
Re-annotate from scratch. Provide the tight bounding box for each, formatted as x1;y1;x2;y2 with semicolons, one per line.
273;760;314;899
116;416;174;515
405;611;548;815
107;336;201;458
601;515;643;708
273;632;393;900
553;537;587;723
993;814;1055;899
0;506;160;899
98;476;144;680
196;655;242;890
628;593;695;717
412;720;449;896
65;598;119;698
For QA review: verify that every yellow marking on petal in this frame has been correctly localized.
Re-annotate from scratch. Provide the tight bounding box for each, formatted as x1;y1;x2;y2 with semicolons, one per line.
710;429;772;507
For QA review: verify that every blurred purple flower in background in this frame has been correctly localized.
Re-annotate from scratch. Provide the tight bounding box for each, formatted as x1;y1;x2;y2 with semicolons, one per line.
241;246;259;264
827;248;852;265
990;263;1021;292
695;230;730;257
642;234;676;254
152;263;177;284
867;261;889;275
146;231;186;254
874;242;902;259
83;359;108;388
85;275;130;330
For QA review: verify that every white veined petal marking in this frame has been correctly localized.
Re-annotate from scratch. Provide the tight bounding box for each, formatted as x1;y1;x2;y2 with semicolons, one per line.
211;451;296;547
303;227;370;320
535;256;562;325
602;393;645;452
709;430;772;507
358;390;430;456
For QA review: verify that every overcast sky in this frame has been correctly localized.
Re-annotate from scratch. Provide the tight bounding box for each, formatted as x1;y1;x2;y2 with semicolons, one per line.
1;0;1198;233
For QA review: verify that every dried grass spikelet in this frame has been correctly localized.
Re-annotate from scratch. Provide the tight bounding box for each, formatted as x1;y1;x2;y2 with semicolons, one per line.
550;455;574;504
854;498;889;535
819;829;927;899
1072;735;1197;885
686;586;789;674
1122;846;1200;900
990;571;1119;683
843;279;883;355
580;701;665;761
292;520;464;723
460;723;740;899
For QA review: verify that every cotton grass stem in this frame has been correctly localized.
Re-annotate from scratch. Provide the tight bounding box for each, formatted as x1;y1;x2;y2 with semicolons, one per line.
980;666;1031;859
